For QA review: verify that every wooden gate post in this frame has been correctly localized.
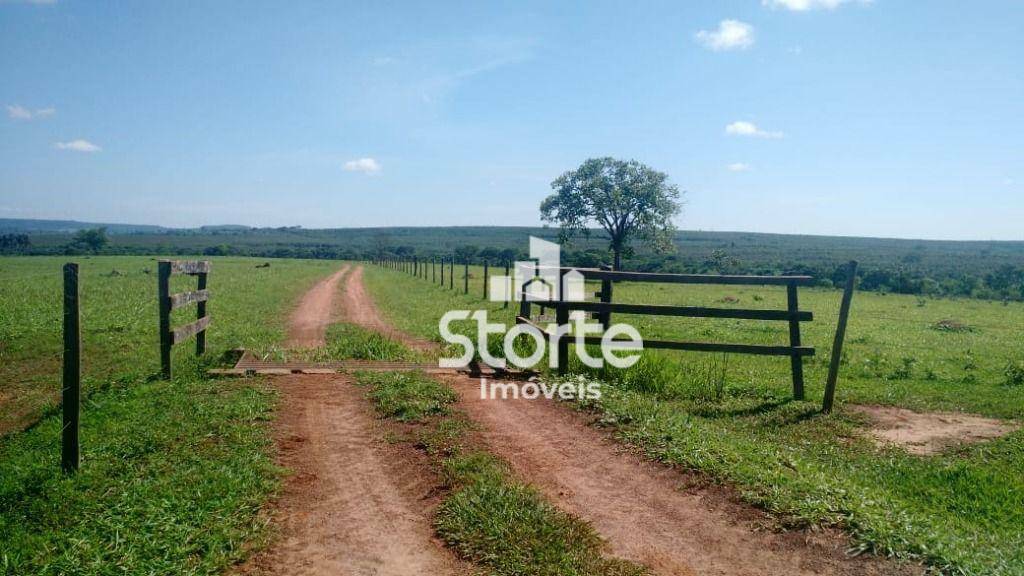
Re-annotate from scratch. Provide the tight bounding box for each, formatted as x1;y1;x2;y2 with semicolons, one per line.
158;261;172;379
196;268;208;356
786;282;806;400
823;261;858;413
62;263;81;473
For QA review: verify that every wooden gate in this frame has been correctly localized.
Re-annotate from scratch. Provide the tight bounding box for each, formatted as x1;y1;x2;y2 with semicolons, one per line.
517;262;857;412
158;260;211;378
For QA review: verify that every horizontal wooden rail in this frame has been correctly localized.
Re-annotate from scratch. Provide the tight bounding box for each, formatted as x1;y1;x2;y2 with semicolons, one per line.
168;289;210;310
581;336;815;356
514;316;814;357
553;300;812;322
536;266;815;286
171;315;211;345
169;260;211;275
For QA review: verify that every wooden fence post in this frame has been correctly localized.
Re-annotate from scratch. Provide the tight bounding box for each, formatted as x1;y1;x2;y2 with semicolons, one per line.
786;281;806;400
158;261;172;379
62;263;80;473
440;257;445;286
599;264;613;329
483;261;489;299
196;268;208;356
433;258;436;283
555;302;569;375
503;261;511;309
449;258;454;290
464;261;469;294
823;261;858;413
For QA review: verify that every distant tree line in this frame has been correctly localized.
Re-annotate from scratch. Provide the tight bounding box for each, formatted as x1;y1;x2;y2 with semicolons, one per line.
4;229;1024;301
0;233;31;254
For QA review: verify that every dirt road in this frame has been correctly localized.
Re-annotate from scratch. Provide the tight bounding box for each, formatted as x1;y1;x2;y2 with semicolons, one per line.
338;265;436;352
285;265;350;348
240;375;467;576
243;265;467;575
248;264;917;575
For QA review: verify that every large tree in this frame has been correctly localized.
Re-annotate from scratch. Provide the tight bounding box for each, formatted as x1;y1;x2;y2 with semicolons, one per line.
540;157;681;269
70;227;109;253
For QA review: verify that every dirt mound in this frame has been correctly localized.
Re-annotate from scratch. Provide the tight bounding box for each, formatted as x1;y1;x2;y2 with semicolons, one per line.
850;404;1018;455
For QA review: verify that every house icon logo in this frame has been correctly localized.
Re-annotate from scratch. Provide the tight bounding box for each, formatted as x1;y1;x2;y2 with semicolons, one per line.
488;237;585;304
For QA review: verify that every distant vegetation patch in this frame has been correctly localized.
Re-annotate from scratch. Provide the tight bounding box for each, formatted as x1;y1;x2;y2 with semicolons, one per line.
930;319;975;333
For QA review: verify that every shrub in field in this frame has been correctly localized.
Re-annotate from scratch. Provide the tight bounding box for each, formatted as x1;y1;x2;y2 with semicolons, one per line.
889;356;917;380
1004;361;1024;387
569;353;679;398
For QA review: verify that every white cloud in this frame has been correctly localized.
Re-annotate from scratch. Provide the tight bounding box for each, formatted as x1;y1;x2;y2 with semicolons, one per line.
7;104;55;120
54;139;101;153
725;121;784;139
727;163;752;172
762;0;871;11
342;157;381;174
694;20;755;51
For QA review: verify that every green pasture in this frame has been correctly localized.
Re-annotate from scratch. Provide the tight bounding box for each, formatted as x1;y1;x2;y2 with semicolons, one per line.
0;255;342;575
363;262;1024;576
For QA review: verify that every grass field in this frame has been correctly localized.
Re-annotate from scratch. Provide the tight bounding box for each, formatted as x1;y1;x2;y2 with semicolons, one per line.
0;255;341;575
363;262;1024;576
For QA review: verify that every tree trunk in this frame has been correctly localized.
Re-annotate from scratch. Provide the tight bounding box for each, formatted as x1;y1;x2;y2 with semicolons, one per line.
613;249;622;270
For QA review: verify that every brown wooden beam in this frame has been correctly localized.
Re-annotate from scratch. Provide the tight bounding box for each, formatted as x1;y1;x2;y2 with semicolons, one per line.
168;289;210;310
171;315;212;345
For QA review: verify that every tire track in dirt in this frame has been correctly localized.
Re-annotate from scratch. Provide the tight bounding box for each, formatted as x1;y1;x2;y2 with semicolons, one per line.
338;265;436;352
240;375;469;576
341;264;922;576
241;265;468;576
447;376;919;576
286;265;350;348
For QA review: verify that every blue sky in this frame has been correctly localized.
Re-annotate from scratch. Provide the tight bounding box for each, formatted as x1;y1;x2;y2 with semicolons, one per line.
1;1;1021;239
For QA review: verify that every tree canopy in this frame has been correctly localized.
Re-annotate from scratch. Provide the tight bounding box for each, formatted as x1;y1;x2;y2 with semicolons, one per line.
540;157;682;269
